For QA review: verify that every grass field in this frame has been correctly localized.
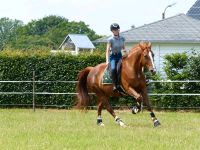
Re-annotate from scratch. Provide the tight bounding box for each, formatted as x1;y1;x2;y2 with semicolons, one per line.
0;109;199;150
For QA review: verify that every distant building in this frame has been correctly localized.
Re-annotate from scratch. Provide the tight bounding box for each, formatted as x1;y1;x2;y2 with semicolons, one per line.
94;14;200;75
187;0;200;20
52;34;95;55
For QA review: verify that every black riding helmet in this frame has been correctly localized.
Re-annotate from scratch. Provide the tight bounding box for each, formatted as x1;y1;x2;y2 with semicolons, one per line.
110;23;120;31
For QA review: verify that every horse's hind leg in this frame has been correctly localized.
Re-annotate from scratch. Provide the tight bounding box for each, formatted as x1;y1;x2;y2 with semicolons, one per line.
103;97;126;127
96;97;104;126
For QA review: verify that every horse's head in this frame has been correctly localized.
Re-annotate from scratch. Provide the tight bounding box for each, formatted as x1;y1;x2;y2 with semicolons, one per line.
138;41;156;75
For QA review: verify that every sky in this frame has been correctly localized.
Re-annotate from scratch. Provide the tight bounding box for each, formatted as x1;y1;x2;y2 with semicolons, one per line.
0;0;197;35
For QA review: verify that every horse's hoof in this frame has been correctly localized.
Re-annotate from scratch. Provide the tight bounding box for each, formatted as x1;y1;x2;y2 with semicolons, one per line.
132;106;139;114
119;121;125;127
115;116;126;127
117;120;126;128
117;120;126;127
120;123;127;128
154;120;161;127
97;119;105;126
98;122;105;127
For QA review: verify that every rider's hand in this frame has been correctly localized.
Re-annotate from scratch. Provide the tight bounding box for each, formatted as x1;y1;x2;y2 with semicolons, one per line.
122;50;128;58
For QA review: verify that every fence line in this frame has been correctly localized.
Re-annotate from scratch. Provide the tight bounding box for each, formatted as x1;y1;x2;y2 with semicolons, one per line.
149;80;200;83
0;79;200;111
0;92;200;96
0;81;78;83
1;80;200;83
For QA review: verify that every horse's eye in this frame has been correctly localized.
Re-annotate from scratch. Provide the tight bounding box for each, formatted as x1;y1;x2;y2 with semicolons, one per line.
144;55;148;59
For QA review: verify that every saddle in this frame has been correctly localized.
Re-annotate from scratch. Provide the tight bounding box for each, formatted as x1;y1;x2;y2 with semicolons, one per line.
102;60;122;84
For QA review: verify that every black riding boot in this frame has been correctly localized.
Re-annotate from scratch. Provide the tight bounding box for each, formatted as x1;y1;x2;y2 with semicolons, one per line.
111;71;124;93
111;71;118;92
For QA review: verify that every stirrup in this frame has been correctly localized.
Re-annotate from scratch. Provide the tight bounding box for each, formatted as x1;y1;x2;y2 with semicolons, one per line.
113;85;118;92
116;86;124;92
146;79;150;86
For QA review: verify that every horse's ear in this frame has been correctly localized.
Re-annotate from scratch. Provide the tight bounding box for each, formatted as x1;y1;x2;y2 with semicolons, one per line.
143;49;148;56
148;42;151;47
139;41;145;50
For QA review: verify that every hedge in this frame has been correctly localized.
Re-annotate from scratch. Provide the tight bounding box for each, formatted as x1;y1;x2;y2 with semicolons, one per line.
0;50;199;109
0;50;106;107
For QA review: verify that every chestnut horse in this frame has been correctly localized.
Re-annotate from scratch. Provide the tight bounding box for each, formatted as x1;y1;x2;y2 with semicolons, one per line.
76;41;161;127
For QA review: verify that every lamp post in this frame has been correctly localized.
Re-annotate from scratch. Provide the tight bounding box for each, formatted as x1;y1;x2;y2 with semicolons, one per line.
162;3;176;19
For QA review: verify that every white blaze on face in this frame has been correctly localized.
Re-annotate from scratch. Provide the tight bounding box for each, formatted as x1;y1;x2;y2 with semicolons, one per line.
149;51;156;71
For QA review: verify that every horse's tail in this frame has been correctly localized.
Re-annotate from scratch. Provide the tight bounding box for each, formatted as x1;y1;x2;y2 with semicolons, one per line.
76;67;92;109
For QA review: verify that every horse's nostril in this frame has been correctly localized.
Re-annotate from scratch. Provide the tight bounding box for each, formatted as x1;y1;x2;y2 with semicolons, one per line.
150;69;156;75
152;70;156;75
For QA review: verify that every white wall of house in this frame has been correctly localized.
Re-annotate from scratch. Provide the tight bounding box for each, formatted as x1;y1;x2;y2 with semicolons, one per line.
126;42;200;77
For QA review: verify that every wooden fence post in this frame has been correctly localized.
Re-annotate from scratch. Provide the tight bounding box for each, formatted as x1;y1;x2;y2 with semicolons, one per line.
33;71;36;112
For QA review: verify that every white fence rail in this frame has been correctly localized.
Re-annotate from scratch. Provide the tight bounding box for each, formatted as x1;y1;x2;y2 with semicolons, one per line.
0;80;199;95
0;79;200;111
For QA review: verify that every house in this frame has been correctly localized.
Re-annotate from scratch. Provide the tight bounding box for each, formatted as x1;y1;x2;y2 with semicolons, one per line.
94;14;200;75
187;0;200;20
52;34;95;55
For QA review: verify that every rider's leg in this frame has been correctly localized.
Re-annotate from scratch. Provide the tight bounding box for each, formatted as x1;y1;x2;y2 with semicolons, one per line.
110;54;124;92
110;58;118;92
115;54;124;92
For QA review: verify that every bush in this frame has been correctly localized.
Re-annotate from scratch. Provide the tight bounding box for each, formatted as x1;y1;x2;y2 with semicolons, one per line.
0;50;105;107
150;50;200;109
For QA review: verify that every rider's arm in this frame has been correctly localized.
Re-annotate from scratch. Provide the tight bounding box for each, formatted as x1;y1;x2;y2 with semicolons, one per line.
106;43;111;64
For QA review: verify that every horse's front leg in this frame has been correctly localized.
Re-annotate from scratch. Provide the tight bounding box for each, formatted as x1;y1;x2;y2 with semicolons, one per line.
127;87;143;114
132;101;143;114
127;86;143;103
127;87;142;100
141;89;161;127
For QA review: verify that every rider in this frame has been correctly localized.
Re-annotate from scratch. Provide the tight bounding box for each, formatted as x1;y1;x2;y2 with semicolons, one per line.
106;23;128;92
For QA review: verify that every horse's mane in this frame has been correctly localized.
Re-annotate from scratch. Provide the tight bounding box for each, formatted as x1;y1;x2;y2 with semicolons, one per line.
128;41;152;54
129;44;140;53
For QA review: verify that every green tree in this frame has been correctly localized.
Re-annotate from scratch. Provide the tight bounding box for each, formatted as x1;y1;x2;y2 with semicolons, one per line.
95;42;107;51
0;17;23;50
164;53;188;80
183;50;200;98
184;50;200;80
66;21;100;40
151;51;200;108
7;15;101;50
